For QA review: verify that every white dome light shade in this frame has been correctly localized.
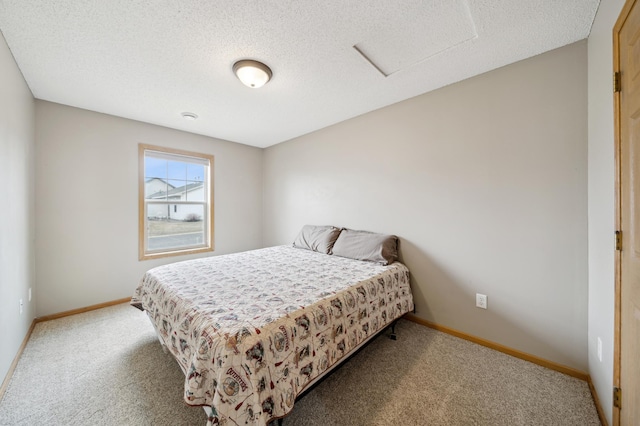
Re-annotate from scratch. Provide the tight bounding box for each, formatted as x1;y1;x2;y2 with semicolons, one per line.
233;60;272;88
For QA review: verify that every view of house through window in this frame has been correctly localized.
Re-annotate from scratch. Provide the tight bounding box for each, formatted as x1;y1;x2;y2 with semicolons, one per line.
139;144;214;259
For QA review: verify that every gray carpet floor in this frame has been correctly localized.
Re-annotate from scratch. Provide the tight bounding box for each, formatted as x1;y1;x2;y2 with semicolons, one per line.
0;303;600;426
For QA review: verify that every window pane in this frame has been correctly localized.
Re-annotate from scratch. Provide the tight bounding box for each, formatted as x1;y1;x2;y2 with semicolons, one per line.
145;157;167;180
147;204;205;251
187;163;205;182
147;203;168;220
167;160;187;180
145;178;170;200
185;180;205;201
167;179;187;199
145;157;169;199
145;153;207;201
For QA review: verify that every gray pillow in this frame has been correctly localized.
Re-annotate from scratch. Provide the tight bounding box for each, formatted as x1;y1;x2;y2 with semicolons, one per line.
331;229;398;265
292;225;342;254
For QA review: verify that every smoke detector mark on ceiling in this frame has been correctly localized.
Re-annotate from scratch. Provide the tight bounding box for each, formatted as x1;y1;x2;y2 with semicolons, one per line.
355;0;478;77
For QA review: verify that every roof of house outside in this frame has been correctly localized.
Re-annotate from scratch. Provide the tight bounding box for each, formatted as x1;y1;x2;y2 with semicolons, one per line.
148;181;204;200
145;177;173;186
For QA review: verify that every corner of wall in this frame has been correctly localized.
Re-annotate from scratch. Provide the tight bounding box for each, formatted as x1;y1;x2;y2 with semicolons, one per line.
0;29;37;389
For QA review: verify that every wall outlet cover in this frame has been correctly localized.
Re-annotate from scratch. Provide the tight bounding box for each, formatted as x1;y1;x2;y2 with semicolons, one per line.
476;293;487;309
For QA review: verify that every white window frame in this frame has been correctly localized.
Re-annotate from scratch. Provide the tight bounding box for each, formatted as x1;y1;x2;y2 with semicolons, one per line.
139;144;214;260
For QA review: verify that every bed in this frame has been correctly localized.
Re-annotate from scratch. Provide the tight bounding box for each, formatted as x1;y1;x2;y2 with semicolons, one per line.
131;227;414;425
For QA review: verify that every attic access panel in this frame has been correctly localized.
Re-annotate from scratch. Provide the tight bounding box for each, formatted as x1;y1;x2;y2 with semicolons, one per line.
354;0;477;76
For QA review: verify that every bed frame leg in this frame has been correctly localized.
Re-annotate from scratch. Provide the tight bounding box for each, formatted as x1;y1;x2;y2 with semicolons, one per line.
390;320;398;340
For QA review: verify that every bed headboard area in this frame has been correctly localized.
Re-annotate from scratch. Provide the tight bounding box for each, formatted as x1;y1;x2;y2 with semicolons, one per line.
292;224;398;265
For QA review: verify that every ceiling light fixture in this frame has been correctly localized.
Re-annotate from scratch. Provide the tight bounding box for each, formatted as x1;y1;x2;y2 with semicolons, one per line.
233;60;272;88
181;112;198;120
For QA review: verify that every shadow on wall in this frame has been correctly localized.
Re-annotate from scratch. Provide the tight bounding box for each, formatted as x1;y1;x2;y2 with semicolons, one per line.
397;238;583;371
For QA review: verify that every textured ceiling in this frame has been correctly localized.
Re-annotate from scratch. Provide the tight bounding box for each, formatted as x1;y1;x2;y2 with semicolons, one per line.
0;0;599;148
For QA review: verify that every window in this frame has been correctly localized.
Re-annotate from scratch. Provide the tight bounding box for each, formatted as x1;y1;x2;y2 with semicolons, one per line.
139;144;214;260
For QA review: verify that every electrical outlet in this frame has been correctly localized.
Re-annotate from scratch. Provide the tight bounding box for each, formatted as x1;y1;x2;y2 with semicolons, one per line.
597;337;602;362
476;293;487;309
29;287;32;302
19;299;23;315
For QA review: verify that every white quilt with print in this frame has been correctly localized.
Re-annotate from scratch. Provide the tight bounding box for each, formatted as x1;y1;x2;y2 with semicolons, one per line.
131;245;414;425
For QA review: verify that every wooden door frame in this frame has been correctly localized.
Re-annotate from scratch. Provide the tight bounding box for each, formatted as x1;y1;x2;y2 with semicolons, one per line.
613;0;638;424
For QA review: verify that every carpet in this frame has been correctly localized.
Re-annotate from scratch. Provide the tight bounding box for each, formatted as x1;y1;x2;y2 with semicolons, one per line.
0;303;600;425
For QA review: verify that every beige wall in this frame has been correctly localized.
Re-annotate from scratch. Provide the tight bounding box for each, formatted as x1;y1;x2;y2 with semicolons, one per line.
0;33;36;382
587;0;627;423
35;101;263;316
264;41;589;370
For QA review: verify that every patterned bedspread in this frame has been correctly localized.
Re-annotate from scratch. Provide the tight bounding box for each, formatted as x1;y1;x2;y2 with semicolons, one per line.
131;245;414;425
